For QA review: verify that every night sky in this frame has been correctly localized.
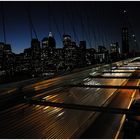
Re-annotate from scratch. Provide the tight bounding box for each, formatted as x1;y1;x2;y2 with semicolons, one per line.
1;1;140;54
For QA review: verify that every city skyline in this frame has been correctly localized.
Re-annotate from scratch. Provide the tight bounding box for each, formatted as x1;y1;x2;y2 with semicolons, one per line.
1;1;140;54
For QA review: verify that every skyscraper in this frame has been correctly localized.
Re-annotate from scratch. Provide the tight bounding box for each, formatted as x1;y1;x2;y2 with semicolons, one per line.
63;34;71;48
122;27;129;55
110;42;120;61
63;34;78;70
42;32;56;53
41;32;56;73
3;44;15;75
31;38;41;75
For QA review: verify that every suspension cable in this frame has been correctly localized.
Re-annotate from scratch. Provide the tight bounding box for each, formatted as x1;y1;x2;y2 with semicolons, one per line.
65;4;79;43
80;6;92;48
50;4;63;43
27;2;38;39
1;2;6;44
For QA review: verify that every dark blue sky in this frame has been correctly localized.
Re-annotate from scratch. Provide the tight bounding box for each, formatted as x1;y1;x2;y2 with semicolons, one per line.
1;1;140;54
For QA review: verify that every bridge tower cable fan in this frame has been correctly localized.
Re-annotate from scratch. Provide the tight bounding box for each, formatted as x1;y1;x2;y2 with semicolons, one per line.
73;3;89;47
27;3;38;40
47;2;54;35
51;13;63;43
101;6;109;49
97;7;105;47
71;5;80;44
89;4;98;51
82;7;93;48
76;4;87;41
66;4;79;44
48;3;63;43
95;7;103;50
62;8;66;35
80;6;92;49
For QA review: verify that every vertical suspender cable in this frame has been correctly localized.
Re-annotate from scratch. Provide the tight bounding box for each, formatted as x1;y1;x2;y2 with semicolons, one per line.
62;4;66;35
95;7;101;48
27;5;33;40
97;7;105;47
81;5;92;48
75;3;88;45
47;2;52;33
66;4;79;43
76;4;86;40
71;5;80;43
89;4;97;50
50;4;63;42
1;2;6;44
101;6;108;48
82;6;92;48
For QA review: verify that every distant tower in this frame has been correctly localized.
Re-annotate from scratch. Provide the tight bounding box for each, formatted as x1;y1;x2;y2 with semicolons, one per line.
63;34;71;48
41;32;56;72
42;37;48;48
49;32;53;37
122;10;129;55
48;32;56;50
122;27;129;54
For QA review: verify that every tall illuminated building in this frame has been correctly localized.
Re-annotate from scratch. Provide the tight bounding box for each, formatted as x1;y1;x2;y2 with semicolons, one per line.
41;32;56;72
110;42;120;61
31;38;41;74
42;32;56;55
63;34;78;69
63;34;71;48
122;27;129;55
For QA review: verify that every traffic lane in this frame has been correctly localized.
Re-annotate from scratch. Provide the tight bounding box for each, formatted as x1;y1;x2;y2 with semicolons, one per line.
23;70;128;95
0;77;42;93
81;70;140;138
0;88;17;96
0;60;135;95
103;69;135;73
0;70;129;96
84;78;127;86
0;66;92;96
18;59;133;92
117;67;139;70
41;87;117;105
0;71;91;110
0;70;90;99
102;72;132;77
23;68;93;91
33;77;127;105
0;63;133;106
0;57;136;92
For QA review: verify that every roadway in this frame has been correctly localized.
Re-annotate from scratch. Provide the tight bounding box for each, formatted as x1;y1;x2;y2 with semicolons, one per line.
0;59;131;108
0;58;135;95
0;57;139;138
